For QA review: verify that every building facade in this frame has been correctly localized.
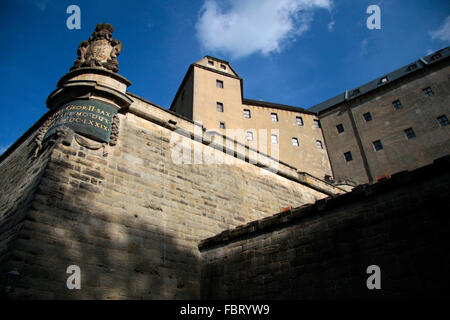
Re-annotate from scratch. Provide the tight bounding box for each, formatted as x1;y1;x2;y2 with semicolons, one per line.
0;24;449;300
170;56;333;180
0;24;343;299
310;47;450;184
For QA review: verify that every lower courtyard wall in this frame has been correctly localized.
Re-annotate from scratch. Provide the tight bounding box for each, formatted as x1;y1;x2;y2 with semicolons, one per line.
200;156;450;299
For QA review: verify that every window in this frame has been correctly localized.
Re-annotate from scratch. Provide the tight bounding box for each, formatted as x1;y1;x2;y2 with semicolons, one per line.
246;131;254;141
437;115;449;127
392;100;403;110
219;122;225;129
208;60;214;66
316;140;323;149
292;138;299;147
344;151;353;162
363;112;373;122
216;80;224;88
336;124;344;134
271;113;278;122
216;102;223;112
392;100;403;111
378;77;388;85
430;52;442;61
296;116;303;126
372;140;383;151
313;119;321;128
349;89;360;97
406;63;417;72
271;135;278;144
243;109;251;119
423;87;433;97
220;64;226;70
404;128;416;139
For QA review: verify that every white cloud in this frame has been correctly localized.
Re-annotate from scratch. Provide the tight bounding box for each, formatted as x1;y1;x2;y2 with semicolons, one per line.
195;0;332;58
360;39;368;56
430;16;450;43
328;20;335;32
34;0;50;11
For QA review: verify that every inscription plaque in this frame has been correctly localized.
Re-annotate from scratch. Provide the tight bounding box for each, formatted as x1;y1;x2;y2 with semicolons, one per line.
44;99;117;143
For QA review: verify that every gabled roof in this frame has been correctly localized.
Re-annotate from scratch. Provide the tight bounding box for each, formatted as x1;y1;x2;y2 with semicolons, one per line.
309;47;450;114
196;56;240;78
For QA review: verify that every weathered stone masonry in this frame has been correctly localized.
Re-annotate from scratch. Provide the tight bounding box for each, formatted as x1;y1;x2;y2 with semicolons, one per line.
200;156;450;299
2;24;448;300
0;94;332;299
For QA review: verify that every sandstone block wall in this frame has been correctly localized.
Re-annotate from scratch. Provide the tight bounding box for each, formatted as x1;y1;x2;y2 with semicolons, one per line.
1;99;328;299
200;156;450;299
0;114;53;272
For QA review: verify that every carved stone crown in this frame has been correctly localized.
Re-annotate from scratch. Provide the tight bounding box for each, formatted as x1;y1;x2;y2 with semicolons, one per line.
70;23;122;73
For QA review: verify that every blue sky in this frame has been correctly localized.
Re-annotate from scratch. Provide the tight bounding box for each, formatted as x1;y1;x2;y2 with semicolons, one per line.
0;0;449;154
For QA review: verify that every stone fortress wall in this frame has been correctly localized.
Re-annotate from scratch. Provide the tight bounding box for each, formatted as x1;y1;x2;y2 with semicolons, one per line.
1;24;448;300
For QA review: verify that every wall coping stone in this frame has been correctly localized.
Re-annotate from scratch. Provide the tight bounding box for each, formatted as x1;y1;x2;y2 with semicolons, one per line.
198;155;450;251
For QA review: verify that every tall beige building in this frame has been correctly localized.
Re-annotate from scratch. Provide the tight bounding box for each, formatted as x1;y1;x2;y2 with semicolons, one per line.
170;56;333;179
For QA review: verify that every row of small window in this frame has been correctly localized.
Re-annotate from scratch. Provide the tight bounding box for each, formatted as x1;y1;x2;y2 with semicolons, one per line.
269;136;323;149
336;114;449;134
357;87;436;124
343;121;448;162
217;123;323;148
208;60;227;71
219;106;321;127
392;87;433;110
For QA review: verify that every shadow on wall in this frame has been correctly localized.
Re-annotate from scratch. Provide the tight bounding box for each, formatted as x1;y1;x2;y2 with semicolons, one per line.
0;132;54;278
201;159;450;299
5;190;199;299
1;143;199;299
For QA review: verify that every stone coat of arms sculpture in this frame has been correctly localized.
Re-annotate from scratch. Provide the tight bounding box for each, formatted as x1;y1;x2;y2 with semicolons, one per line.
71;23;122;73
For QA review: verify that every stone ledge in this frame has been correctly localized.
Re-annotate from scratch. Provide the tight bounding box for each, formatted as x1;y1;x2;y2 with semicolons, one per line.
126;93;344;197
57;67;132;88
198;155;450;251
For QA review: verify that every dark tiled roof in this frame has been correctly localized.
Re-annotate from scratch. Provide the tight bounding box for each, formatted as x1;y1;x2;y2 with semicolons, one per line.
309;47;450;113
243;98;315;115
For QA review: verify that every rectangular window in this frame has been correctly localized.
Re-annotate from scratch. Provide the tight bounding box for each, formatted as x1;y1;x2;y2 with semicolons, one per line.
437;115;449;127
404;128;416;139
313;119;321;128
292;138;299;147
220;64;226;70
392;100;403;110
216;80;223;88
296;116;304;126
423;87;433;96
246;131;253;141
271;135;278;144
216;102;223;112
378;77;388;85
344;151;353;162
243;109;251;118
372;140;383;151
363;112;373;122
208;60;214;66
271;113;278;122
219;122;225;129
349;89;360;97
336;123;344;134
406;63;417;71
316;140;323;149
